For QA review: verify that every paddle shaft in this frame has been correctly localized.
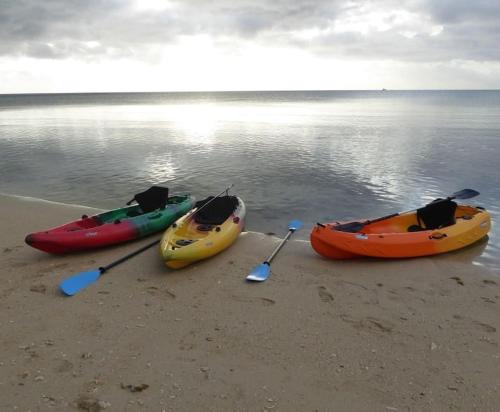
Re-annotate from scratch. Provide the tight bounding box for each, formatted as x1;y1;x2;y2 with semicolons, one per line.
335;189;479;232
264;229;295;264
100;238;161;273
184;184;234;221
355;194;465;226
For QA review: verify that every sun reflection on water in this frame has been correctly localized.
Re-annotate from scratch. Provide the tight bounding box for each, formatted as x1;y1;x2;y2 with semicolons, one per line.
168;104;218;146
141;153;178;183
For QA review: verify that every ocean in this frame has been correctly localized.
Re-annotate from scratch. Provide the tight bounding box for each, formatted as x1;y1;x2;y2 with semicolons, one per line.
1;90;499;272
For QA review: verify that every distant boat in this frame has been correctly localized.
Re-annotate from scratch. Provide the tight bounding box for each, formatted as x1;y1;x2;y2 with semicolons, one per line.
381;88;387;91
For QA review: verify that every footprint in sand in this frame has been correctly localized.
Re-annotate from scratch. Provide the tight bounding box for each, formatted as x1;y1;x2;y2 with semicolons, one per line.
340;314;394;333
3;245;22;253
54;359;74;373
473;321;497;333
29;284;47;293
231;295;276;306
317;286;334;303
366;317;394;333
146;286;176;298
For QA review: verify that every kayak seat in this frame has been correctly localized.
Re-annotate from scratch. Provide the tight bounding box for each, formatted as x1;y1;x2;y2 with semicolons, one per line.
417;199;457;230
127;186;169;213
194;196;239;225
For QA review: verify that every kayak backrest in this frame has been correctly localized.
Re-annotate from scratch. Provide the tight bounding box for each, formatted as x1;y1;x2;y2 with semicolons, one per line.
194;196;239;225
127;186;169;213
417;198;457;229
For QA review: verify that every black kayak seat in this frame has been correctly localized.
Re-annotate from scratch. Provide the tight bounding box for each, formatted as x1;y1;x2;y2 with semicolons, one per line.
127;186;169;213
416;198;457;230
194;196;238;225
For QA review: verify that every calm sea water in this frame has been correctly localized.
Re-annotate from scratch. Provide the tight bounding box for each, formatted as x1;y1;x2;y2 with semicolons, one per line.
1;91;499;272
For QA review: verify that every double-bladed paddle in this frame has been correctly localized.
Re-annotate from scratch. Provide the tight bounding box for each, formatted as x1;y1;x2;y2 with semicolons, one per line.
332;188;480;233
246;219;303;282
59;238;161;296
59;185;234;296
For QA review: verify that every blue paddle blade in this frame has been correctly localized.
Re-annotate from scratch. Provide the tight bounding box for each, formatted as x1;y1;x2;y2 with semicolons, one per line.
246;263;270;282
288;219;303;231
59;269;102;296
452;188;479;199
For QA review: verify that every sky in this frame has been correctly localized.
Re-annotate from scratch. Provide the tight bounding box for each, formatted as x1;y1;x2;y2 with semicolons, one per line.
1;0;500;93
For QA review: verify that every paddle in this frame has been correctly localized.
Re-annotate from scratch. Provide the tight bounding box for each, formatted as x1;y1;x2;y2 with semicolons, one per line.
246;219;303;282
332;188;480;233
59;185;234;296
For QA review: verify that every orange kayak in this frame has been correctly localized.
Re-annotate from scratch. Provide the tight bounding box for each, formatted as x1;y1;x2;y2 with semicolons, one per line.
310;204;491;259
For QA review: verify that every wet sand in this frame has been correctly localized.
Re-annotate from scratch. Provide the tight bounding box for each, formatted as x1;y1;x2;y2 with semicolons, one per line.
0;193;499;411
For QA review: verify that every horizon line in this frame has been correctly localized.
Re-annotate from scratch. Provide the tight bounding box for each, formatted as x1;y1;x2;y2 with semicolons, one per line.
1;88;500;96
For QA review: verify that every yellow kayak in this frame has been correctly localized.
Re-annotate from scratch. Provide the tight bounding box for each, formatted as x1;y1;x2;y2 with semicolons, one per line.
159;196;246;268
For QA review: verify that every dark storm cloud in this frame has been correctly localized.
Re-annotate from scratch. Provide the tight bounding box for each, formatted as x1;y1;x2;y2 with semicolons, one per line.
0;0;499;62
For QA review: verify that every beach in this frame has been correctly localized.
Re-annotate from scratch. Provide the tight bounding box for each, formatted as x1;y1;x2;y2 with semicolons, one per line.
1;193;499;411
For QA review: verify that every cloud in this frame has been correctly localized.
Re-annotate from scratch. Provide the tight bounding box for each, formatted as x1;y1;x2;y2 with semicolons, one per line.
420;0;500;23
0;0;499;64
0;0;180;58
281;1;500;62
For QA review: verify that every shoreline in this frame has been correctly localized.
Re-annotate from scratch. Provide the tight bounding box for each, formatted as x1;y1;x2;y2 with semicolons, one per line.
1;193;499;410
0;191;105;212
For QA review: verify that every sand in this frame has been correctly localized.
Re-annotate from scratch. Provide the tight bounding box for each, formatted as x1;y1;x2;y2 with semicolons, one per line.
0;193;499;411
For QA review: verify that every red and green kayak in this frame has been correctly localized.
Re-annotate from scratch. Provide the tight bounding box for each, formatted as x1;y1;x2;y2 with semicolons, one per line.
25;194;195;254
